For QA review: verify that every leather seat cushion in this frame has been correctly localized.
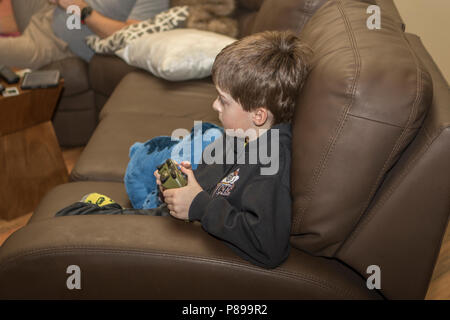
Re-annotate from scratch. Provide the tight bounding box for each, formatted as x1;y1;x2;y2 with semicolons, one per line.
70;113;205;182
99;72;220;124
17;182;382;300
2;216;381;299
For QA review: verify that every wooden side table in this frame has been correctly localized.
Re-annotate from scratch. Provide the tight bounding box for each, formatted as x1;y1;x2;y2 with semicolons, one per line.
0;77;69;220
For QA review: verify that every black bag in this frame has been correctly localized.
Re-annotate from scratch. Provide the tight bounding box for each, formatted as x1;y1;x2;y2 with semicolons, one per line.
55;202;171;217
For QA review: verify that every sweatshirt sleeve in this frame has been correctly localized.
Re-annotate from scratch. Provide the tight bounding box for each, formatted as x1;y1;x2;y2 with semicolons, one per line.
189;177;292;269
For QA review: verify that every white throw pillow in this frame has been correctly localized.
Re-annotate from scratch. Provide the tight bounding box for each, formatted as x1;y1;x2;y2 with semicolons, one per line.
115;29;237;81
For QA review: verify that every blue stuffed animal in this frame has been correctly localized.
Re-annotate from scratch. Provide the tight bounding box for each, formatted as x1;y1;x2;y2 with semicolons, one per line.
125;122;223;209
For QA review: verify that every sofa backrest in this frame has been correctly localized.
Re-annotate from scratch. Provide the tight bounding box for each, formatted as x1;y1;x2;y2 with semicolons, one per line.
289;0;437;298
336;33;450;299
375;0;405;31
235;0;329;38
235;0;405;38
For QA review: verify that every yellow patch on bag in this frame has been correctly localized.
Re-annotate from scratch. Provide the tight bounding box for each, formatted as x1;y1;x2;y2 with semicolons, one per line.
81;193;116;207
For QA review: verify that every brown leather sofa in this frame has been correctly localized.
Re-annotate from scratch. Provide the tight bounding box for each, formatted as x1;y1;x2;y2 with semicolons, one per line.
1;0;448;299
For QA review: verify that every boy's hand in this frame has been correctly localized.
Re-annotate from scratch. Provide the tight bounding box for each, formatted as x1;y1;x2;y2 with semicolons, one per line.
154;169;163;193
163;165;203;221
179;161;192;170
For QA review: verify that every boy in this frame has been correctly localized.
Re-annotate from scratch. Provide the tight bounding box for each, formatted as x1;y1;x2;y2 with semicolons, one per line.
56;31;311;269
155;31;311;268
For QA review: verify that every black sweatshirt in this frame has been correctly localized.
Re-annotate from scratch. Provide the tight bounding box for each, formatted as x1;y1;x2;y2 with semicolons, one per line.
189;123;292;269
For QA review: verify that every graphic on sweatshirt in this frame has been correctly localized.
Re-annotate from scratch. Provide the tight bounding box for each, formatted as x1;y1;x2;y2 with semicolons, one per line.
213;168;240;197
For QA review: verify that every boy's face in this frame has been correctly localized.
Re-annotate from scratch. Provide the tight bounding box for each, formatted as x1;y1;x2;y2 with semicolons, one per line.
213;87;254;132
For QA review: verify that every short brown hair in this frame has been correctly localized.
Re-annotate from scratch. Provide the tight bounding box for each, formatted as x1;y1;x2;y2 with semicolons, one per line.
212;30;312;125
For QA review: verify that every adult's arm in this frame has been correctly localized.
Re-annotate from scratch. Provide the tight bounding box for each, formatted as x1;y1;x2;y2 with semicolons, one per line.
83;10;139;39
50;0;168;39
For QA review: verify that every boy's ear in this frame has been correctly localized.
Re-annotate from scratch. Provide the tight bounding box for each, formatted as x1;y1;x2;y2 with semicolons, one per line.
252;107;271;127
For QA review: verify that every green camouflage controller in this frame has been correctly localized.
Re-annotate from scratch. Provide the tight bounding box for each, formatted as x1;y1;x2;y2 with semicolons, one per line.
157;159;187;189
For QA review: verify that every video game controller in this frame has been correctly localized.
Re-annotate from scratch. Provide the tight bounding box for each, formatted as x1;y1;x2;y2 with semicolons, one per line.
157;159;187;189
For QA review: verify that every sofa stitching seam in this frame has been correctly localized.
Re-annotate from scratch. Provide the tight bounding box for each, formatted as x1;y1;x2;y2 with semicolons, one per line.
347;113;421;130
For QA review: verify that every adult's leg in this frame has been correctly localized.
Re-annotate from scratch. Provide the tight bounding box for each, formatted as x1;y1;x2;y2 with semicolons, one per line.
0;3;75;69
12;0;54;32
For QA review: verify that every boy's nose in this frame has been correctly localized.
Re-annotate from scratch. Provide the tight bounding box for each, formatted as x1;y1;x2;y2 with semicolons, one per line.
212;100;222;113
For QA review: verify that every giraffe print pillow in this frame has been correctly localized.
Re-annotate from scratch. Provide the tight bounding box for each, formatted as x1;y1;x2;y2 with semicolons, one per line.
85;6;190;54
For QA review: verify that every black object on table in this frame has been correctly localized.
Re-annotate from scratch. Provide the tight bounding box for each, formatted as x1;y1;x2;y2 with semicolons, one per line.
0;65;20;84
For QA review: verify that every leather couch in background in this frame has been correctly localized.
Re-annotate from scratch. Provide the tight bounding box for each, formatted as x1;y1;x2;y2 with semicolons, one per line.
1;0;448;300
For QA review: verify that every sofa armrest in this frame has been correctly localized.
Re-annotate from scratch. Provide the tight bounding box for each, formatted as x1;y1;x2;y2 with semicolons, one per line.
0;214;381;299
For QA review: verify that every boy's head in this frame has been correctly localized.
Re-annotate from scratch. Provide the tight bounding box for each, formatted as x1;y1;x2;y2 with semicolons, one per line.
211;30;312;131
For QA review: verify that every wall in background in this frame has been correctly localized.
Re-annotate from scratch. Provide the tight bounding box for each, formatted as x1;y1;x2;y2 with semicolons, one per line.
394;0;450;84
